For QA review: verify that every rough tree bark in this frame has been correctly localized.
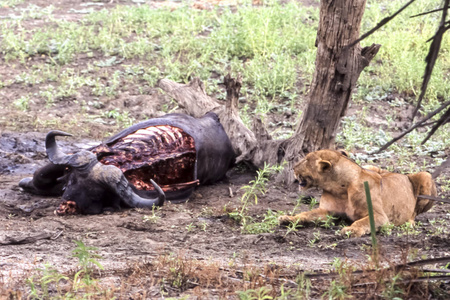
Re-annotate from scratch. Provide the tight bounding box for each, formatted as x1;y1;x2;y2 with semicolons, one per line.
158;0;380;183
276;0;381;182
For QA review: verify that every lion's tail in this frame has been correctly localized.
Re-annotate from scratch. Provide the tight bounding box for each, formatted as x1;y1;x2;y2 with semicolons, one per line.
407;172;437;215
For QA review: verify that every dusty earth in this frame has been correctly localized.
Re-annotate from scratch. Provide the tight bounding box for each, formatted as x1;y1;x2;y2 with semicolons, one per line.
0;0;450;299
1;129;449;298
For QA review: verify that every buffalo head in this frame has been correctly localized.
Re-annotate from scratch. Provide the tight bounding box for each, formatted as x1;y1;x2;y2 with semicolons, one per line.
19;130;165;215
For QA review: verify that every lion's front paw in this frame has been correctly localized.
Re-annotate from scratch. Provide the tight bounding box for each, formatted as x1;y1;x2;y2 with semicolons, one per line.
278;215;297;225
341;226;366;237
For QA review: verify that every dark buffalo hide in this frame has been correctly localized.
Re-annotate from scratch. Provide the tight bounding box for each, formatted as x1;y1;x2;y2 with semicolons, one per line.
19;112;235;215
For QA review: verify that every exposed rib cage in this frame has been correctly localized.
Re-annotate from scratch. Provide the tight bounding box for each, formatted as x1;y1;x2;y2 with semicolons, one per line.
91;125;198;192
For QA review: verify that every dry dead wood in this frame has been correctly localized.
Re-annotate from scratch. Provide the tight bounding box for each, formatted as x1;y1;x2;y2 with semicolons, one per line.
158;76;281;168
0;232;54;246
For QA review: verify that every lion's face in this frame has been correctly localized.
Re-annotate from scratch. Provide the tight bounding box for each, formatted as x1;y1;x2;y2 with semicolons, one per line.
293;155;317;190
293;150;345;191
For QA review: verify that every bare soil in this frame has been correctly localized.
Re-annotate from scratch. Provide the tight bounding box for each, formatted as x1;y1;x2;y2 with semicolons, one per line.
0;0;449;298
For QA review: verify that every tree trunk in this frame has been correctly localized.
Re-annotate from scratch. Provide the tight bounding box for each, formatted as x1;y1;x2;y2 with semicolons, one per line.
276;0;380;183
158;0;380;184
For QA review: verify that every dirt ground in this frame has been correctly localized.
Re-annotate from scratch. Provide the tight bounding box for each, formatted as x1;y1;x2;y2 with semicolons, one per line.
0;0;450;298
1;130;449;298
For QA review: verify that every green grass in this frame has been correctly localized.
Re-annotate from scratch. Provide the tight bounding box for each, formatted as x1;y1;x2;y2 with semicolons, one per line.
0;1;316;122
26;240;105;299
1;0;448;117
0;0;25;8
358;0;450;108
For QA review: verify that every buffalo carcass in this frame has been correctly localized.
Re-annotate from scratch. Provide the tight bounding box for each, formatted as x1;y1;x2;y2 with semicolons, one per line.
19;112;236;215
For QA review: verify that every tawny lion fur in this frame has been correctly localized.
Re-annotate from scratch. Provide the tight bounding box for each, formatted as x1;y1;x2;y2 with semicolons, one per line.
279;150;437;237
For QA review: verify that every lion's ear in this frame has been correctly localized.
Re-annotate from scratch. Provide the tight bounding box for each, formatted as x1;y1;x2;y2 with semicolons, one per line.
318;160;332;172
338;149;349;157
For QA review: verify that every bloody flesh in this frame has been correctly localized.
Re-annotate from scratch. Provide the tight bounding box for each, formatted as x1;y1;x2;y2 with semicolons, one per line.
55;200;79;215
91;125;198;192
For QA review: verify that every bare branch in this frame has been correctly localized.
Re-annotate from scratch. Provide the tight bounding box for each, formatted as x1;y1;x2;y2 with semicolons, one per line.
417;195;450;204
0;232;53;245
412;0;450;120
410;7;446;18
421;106;450;144
353;275;450;287
431;156;450;179
347;0;416;49
375;101;450;153
302;256;450;279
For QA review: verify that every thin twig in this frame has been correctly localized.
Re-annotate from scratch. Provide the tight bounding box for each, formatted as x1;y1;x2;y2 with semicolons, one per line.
431;156;450;179
422;268;450;274
304;256;450;279
417;195;450;204
219;267;298;286
404;256;450;268
51;230;64;240
0;232;53;246
410;8;446;18
412;0;450;120
375;101;450;153
421;106;450;144
347;0;416;49
353;275;450;287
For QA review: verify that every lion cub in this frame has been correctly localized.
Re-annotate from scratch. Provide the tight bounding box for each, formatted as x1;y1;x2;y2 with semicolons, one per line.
279;150;436;237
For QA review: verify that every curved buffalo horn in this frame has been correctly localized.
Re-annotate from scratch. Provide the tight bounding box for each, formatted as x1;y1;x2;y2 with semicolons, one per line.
46;130;96;168
99;165;165;208
46;130;73;165
124;179;165;208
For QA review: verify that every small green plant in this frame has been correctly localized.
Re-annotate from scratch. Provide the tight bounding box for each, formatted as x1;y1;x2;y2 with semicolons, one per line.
102;108;135;127
290;196;304;215
380;222;395;236
323;279;351;300
320;214;337;229
428;218;448;235
343;230;352;239
381;272;405;299
308;197;319;211
295;273;312;299
26;240;103;298
284;218;302;237
71;240;104;290
397;221;422;236
143;206;161;223
155;253;197;290
13;95;31;111
229;163;283;230
186;222;196;232
322;258;354;300
39;86;56;106
308;230;321;247
199;221;208;231
242;209;284;234
27;264;69;299
241;163;284;206
237;286;273;300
